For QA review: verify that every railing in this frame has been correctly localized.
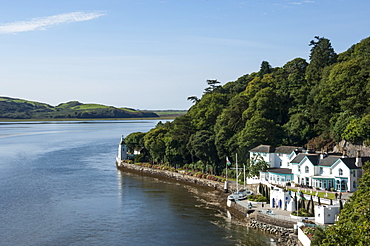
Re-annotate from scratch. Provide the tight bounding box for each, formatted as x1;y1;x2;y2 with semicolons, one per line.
257;210;295;222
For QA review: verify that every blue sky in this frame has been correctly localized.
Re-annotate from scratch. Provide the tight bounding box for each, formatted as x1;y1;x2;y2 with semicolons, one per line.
0;0;369;110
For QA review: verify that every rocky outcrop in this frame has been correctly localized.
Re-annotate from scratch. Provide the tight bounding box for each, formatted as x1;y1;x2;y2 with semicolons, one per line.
333;140;370;157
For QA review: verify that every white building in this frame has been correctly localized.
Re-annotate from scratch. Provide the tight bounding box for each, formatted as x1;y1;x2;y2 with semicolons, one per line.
251;145;369;192
117;136;128;160
269;187;295;211
315;204;341;224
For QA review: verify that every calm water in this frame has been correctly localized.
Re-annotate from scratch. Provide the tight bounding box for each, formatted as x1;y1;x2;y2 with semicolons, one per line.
0;120;272;246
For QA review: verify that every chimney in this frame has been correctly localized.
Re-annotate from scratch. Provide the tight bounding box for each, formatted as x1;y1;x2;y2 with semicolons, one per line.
355;150;362;167
342;150;347;158
320;148;326;159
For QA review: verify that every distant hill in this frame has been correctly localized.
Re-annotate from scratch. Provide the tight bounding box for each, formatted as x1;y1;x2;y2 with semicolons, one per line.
153;110;187;118
0;97;158;119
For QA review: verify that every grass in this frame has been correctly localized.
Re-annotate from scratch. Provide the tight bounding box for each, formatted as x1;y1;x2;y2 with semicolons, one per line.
71;104;111;110
153;110;187;117
288;187;336;200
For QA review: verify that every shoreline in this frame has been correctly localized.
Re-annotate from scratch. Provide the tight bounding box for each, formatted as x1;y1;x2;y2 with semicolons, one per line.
116;161;299;246
0;117;175;122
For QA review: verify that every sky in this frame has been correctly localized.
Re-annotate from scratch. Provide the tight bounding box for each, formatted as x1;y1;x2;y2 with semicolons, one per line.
0;0;369;110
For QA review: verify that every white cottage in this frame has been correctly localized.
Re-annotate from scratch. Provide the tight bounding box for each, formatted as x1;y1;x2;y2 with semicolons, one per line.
315;204;340;224
251;144;369;193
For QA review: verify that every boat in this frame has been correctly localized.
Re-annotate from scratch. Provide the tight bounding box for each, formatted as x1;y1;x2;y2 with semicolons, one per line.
227;189;253;201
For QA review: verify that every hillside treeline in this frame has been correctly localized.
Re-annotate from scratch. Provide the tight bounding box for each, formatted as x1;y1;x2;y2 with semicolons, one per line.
0;98;158;119
126;36;370;174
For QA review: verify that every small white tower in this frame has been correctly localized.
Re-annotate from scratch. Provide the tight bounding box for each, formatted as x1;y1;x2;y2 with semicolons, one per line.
117;135;128;160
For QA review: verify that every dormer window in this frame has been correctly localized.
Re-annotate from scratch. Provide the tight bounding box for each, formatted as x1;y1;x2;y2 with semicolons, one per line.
339;168;343;176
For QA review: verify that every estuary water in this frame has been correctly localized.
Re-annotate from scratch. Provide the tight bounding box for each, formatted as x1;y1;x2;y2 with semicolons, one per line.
0;120;272;246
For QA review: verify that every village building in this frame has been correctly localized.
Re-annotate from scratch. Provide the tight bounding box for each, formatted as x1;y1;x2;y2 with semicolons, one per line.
250;145;369;192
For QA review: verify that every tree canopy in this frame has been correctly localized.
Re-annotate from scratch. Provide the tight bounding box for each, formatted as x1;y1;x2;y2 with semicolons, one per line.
125;36;370;174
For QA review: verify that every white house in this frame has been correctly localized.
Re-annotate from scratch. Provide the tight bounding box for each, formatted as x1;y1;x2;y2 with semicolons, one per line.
251;144;369;192
250;145;304;186
291;153;367;192
315;204;341;224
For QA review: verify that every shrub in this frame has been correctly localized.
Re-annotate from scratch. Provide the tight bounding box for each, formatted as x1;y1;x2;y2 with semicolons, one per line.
248;194;268;202
291;208;314;217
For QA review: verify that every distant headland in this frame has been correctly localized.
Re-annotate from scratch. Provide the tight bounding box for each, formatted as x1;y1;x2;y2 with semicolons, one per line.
0;96;185;120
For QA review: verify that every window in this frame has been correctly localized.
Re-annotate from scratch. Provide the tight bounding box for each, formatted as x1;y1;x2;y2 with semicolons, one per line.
320;167;323;174
339;169;343;176
330;169;332;175
305;166;309;173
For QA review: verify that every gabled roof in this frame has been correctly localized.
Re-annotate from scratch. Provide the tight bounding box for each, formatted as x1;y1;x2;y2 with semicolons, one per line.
318;156;341;167
290;153;322;165
305;155;321;165
275;146;304;154
250;145;275;153
339;157;370;169
264;168;292;174
290;153;316;164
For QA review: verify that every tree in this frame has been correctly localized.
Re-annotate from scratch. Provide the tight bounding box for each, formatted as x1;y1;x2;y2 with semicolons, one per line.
306;36;337;84
204;79;222;94
311;227;326;246
187;96;199;104
237;115;282;152
125;132;145;153
258;61;272;77
144;126;168;163
186;130;220;172
247;154;269;177
322;161;370;245
187;92;228;130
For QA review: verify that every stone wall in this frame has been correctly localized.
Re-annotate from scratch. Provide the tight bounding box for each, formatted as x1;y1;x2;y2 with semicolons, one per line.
117;161;259;193
117;162;225;190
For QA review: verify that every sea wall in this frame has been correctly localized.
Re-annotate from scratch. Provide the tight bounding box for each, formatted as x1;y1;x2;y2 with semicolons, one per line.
117;161;225;190
116;161;259;193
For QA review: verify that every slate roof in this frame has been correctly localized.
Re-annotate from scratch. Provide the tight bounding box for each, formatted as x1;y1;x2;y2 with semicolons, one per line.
249;145;275;153
275;146;304;154
318;156;341;167
340;157;370;169
290;153;317;164
293;155;370;169
264;168;292;174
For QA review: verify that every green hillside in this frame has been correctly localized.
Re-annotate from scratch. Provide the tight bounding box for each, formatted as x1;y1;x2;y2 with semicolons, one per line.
0;97;158;119
125;36;370;171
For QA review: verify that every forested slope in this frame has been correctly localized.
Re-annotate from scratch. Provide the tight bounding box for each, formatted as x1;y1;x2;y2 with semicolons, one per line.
0;97;158;119
126;36;370;174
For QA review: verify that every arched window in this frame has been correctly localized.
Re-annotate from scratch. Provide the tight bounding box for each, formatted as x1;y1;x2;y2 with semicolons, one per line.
305;166;309;173
339;168;343;176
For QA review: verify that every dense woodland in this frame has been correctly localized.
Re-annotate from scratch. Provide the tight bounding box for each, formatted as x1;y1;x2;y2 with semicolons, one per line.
126;36;370;174
0;97;158;119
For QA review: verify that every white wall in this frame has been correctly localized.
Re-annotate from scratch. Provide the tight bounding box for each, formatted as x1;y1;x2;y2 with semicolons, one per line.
315;205;340;224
